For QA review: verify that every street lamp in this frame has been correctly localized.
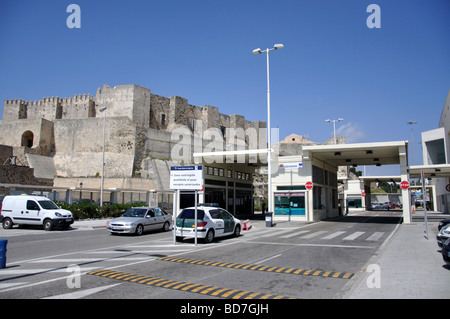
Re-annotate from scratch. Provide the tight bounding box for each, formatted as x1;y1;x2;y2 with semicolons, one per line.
325;118;344;144
99;106;107;207
252;43;284;226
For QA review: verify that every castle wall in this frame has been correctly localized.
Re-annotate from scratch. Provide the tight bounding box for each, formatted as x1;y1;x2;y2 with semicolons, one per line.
1;83;267;182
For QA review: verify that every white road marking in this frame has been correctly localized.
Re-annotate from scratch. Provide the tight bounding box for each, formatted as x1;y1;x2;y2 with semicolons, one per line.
280;230;310;238
343;232;365;241
254;254;282;264
301;231;328;239
321;231;346;240
42;283;122;299
366;232;384;241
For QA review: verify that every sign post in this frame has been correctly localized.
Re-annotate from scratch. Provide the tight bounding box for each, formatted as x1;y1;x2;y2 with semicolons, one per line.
420;171;429;239
170;166;203;245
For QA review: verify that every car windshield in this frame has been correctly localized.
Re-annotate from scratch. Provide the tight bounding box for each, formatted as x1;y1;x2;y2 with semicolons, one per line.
38;200;59;210
123;208;147;217
178;209;205;220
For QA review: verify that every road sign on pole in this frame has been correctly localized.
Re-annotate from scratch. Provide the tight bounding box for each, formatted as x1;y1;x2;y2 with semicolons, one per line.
170;166;203;190
170;166;203;246
400;180;410;190
305;181;313;190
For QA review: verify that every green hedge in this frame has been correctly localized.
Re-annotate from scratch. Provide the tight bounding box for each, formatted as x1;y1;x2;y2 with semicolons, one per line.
56;202;148;220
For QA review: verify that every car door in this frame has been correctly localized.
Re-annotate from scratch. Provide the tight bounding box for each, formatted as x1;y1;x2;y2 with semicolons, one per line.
153;208;166;229
219;209;235;235
208;209;224;237
144;209;158;231
24;200;41;225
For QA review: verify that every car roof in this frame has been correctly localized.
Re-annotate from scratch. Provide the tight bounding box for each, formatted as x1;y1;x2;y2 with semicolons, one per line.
6;195;50;201
183;206;223;210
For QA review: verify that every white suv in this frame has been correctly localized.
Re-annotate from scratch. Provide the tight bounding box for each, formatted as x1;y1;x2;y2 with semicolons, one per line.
175;205;241;243
0;195;74;231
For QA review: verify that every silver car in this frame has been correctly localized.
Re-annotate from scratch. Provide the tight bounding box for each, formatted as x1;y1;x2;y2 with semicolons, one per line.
106;207;172;236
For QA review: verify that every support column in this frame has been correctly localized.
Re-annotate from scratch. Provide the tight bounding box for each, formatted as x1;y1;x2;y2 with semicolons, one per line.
400;145;412;223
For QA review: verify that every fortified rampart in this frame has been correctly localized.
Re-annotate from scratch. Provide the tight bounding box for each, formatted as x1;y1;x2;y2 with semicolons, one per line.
1;84;266;191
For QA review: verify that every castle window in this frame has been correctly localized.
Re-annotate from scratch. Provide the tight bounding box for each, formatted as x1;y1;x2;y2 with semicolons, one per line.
161;114;166;125
21;130;34;148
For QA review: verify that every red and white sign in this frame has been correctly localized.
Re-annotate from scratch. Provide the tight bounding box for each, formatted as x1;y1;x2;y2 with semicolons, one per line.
445;184;450;193
361;190;366;197
305;181;313;190
400;180;410;190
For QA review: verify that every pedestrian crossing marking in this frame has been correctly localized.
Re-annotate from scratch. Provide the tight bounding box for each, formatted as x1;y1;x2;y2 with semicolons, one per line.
301;231;328;239
321;231;346;240
157;256;354;279
267;229;385;242
343;231;365;240
366;232;384;241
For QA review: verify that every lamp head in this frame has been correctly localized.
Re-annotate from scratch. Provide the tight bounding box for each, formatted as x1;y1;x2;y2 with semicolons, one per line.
252;48;262;55
273;44;284;50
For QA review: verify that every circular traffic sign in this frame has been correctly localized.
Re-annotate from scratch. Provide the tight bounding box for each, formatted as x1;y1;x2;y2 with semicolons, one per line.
400;180;410;190
305;181;313;190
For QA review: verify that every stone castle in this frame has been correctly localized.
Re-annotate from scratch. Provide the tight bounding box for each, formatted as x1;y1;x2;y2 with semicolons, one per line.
0;84;266;191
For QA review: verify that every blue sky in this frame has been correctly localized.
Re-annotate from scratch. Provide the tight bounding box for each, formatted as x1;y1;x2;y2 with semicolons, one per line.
1;0;449;174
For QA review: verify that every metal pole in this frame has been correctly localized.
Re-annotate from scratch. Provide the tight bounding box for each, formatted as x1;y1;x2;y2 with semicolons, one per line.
333;121;337;144
100;110;106;207
266;48;273;226
173;190;177;244
422;170;429;239
194;190;198;246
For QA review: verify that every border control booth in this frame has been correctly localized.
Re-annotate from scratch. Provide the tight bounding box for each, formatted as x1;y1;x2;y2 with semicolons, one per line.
271;141;412;223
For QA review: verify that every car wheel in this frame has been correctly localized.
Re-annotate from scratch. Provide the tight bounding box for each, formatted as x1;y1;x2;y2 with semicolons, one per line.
162;221;170;232
2;218;13;229
43;219;53;231
204;229;214;243
233;225;241;237
135;224;144;236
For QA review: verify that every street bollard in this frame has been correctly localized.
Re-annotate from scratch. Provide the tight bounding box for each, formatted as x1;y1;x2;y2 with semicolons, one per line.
0;239;7;269
265;212;273;227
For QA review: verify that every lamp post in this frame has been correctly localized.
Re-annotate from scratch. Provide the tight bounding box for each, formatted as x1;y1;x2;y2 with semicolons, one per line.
252;44;284;226
407;120;417;165
99;106;107;207
325;118;344;144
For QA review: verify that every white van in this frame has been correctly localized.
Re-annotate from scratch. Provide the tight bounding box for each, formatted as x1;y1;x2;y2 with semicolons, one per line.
0;195;74;231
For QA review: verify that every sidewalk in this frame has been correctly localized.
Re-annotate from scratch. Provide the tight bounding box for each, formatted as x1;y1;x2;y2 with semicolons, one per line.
343;219;450;299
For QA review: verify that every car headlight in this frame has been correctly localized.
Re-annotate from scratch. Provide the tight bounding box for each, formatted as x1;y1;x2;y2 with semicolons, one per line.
55;213;62;217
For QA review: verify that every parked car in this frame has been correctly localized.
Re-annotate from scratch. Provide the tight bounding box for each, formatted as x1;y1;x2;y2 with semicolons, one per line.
0;195;73;231
438;219;450;231
175;205;241;243
371;202;384;210
441;238;450;265
436;224;450;247
106;207;172;236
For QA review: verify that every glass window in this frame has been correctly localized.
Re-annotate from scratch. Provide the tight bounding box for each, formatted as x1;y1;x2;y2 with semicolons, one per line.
38;200;59;209
123;208;147;217
27;200;40;210
178;209;205;220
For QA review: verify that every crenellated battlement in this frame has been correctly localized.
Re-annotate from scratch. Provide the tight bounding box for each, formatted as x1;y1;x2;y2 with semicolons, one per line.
3;94;95;121
3;84;265;132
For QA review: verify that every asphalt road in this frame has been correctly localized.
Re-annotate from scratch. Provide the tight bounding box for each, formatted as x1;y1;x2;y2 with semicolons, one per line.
0;211;402;302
